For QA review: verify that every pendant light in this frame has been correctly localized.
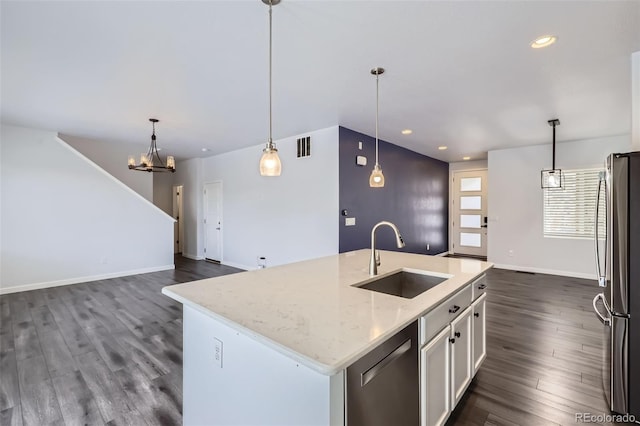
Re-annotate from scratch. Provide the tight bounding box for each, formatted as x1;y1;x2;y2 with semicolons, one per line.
128;118;175;173
369;67;385;188
541;119;562;189
259;0;282;176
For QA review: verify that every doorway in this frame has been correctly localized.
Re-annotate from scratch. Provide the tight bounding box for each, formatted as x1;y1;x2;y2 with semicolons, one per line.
203;182;223;262
451;170;488;258
173;185;184;254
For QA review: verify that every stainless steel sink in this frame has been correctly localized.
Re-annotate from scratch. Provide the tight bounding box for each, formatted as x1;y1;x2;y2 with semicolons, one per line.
355;270;449;299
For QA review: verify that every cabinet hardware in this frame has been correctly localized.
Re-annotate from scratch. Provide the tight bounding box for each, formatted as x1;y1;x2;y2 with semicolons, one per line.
474;312;480;318
449;338;456;344
449;305;460;314
454;331;461;338
478;284;486;290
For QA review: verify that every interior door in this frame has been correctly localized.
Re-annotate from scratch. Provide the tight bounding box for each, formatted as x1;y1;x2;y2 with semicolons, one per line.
452;170;488;257
204;182;222;262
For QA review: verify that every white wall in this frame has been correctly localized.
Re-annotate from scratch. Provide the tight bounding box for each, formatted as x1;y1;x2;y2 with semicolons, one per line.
190;126;340;270
62;134;153;201
488;134;631;279
632;51;640;151
0;125;175;293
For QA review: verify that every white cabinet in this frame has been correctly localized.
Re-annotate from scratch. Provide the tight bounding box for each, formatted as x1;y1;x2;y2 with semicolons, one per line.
472;293;487;373
420;326;451;426
420;274;488;426
450;306;473;407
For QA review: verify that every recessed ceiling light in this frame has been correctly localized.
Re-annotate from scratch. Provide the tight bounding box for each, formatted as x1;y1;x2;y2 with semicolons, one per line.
201;148;210;152
463;156;471;161
438;146;447;150
531;35;557;49
401;129;413;135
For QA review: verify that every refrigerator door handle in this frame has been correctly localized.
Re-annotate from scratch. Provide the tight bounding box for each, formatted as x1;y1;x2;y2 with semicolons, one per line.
594;172;607;287
593;293;611;326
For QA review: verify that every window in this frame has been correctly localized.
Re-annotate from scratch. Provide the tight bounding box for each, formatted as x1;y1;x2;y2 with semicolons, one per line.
543;168;605;239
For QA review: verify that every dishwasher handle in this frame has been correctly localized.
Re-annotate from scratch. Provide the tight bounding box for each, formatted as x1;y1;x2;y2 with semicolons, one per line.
361;339;412;387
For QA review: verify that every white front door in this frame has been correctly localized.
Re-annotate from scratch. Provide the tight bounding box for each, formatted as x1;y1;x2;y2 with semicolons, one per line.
204;182;222;262
451;170;488;257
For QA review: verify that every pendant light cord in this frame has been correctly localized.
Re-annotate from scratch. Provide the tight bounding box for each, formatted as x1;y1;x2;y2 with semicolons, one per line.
552;122;556;170
268;0;273;146
375;72;379;166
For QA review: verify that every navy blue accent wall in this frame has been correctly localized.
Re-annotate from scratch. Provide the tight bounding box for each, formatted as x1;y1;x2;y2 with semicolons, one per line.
339;127;449;255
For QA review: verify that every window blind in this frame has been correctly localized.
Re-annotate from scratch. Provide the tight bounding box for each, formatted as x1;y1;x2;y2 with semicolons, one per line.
543;168;605;239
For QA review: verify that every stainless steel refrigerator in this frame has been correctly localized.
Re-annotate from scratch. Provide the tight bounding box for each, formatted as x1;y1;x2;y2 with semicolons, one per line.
593;152;640;419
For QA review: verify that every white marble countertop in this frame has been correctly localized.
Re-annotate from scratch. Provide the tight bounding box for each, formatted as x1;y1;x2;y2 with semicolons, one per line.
162;249;493;375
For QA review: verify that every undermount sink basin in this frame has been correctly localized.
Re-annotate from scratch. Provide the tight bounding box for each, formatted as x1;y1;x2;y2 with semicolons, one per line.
355;270;450;299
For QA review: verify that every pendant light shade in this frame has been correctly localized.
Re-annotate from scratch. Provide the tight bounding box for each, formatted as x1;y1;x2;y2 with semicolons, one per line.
541;119;563;189
260;144;282;176
369;164;385;187
259;0;282;176
369;67;385;188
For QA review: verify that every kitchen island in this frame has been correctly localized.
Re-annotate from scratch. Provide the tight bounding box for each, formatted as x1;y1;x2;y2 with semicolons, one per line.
162;249;492;426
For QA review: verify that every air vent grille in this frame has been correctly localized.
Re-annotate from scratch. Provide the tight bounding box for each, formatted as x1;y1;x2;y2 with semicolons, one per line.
297;136;311;158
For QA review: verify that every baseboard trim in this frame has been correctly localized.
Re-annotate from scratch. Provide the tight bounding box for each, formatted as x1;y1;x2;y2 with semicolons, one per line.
0;264;175;295
493;263;596;280
221;260;252;271
182;253;205;261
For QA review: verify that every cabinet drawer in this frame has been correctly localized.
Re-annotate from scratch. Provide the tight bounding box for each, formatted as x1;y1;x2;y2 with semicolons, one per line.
420;285;472;345
471;274;487;301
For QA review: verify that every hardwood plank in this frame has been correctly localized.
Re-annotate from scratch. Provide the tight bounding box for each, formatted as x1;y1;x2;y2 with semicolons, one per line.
19;379;63;426
51;370;103;426
74;351;137;423
0;351;20;412
29;306;59;334
0;405;23;426
39;330;77;379
56;320;94;356
17;355;49;390
82;326;131;373
12;321;42;362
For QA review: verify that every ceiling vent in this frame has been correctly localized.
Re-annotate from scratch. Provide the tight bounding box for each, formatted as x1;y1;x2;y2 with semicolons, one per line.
297;136;311;158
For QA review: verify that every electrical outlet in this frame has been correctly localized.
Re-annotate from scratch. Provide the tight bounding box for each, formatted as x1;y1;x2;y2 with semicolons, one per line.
214;338;223;368
508;249;514;257
426;244;430;251
345;217;356;226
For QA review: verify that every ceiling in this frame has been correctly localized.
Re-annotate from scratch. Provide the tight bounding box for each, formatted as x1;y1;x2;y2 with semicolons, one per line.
2;1;639;163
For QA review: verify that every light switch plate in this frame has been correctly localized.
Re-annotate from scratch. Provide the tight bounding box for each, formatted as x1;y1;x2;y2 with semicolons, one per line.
345;217;356;226
356;156;367;166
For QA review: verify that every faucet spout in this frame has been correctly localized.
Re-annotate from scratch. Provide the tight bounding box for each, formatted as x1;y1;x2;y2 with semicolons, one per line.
369;221;405;276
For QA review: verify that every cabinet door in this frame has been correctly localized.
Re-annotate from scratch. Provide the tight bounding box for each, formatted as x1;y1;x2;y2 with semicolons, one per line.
420;325;450;426
450;306;472;407
472;293;487;373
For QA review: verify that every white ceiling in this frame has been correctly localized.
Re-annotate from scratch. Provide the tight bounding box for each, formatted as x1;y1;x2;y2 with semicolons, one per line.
2;1;639;163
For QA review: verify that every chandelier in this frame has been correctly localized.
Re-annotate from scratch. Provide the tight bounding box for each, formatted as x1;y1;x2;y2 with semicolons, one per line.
128;118;175;173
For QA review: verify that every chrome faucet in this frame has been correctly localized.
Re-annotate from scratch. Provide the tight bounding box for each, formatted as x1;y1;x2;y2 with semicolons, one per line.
369;221;405;276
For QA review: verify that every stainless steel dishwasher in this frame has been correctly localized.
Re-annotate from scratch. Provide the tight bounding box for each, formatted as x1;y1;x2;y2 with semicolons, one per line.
346;321;419;426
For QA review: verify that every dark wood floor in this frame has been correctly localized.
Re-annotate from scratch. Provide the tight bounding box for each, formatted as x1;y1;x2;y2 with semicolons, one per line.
0;257;241;426
448;269;630;426
0;259;627;425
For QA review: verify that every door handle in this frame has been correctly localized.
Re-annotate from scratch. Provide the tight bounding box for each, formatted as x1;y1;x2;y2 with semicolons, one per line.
449;305;460;314
592;293;611;326
594;174;607;287
478;284;487;290
215;227;221;230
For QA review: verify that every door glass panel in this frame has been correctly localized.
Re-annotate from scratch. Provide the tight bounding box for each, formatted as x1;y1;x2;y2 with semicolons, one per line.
460;233;481;247
460;214;481;228
460;196;481;210
460;177;482;192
